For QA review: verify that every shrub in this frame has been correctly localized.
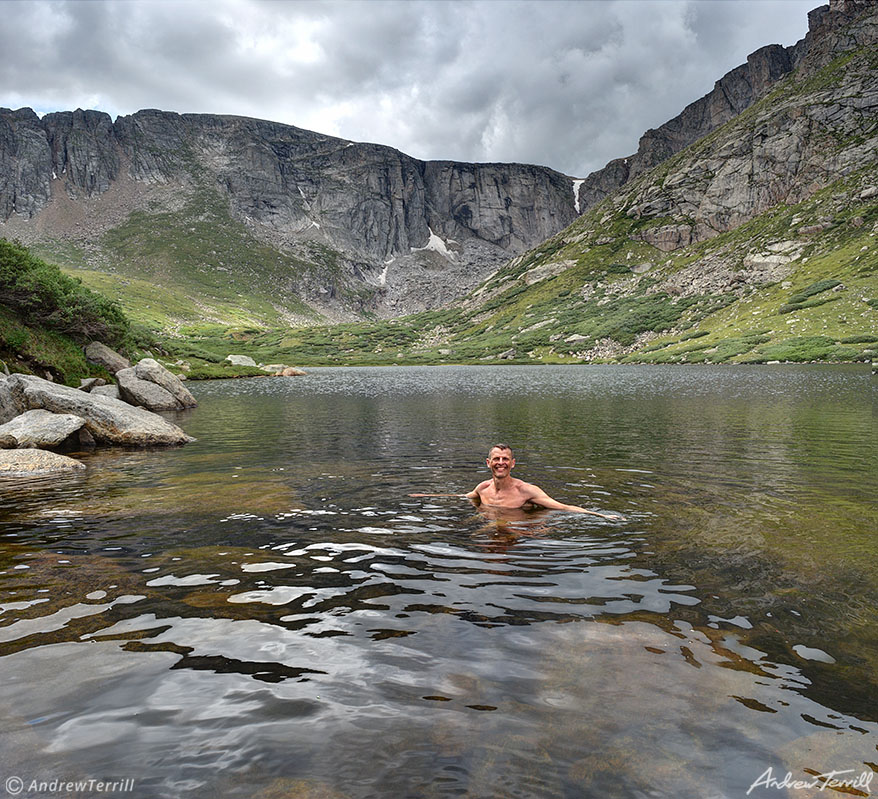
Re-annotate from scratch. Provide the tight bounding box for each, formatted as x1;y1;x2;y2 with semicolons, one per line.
0;238;130;345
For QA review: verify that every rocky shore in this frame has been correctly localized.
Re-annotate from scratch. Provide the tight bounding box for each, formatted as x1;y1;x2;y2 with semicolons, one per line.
0;344;196;478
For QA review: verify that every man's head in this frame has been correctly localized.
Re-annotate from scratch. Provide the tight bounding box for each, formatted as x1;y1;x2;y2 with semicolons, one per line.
486;444;515;478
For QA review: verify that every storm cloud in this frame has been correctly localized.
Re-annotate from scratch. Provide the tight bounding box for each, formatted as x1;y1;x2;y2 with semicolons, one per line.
1;0;815;176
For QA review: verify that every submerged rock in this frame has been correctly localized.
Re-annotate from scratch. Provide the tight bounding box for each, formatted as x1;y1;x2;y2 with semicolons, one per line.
0;409;85;448
7;374;194;446
0;448;86;477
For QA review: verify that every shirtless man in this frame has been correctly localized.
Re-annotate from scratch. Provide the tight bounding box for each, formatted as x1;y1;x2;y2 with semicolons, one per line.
465;444;623;520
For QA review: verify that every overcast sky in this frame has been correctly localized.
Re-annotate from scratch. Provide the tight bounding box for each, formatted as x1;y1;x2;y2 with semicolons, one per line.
2;0;816;177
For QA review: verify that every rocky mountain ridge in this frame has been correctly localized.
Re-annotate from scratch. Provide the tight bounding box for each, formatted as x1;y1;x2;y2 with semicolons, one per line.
574;0;877;215
2;0;872;325
1;107;577;319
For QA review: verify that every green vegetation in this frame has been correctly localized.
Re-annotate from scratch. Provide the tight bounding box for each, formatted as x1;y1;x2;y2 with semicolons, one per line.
0;239;142;383
0;304;112;385
0;238;129;345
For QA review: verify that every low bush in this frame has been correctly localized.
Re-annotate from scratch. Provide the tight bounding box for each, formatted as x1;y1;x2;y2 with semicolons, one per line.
0;238;130;345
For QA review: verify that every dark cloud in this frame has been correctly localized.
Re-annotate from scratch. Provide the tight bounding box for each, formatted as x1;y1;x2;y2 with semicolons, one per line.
1;0;815;176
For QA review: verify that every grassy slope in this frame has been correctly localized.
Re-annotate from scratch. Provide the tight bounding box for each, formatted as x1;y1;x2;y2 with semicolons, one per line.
30;179;361;333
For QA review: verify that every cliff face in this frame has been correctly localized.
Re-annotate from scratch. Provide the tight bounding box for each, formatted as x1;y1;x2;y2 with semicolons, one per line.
574;0;876;215
0;107;578;317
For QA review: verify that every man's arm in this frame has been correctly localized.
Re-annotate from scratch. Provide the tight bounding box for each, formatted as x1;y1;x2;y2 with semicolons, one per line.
525;484;624;520
465;480;490;506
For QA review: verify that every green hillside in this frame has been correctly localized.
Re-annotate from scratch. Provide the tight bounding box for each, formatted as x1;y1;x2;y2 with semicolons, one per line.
0;238;135;383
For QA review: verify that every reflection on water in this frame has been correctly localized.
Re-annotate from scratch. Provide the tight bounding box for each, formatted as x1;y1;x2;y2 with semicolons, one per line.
0;365;875;798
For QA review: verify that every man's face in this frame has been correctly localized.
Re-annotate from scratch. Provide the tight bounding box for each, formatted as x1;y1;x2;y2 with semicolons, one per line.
487;448;515;478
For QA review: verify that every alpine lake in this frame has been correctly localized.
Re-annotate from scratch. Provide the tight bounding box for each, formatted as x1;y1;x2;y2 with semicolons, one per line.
0;364;875;799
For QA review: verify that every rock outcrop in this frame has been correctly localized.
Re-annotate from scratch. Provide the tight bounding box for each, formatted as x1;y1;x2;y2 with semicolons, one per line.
0;448;86;478
7;374;194;446
0;409;85;448
0;376;20;424
84;342;130;374
116;367;180;411
134;358;198;408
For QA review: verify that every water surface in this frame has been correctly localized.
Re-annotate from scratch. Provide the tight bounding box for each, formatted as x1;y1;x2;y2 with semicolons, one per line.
0;365;875;798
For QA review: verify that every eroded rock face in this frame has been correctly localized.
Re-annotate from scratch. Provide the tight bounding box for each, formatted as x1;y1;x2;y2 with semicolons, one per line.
84;342;130;375
0;409;85;448
0;448;85;477
7;374;194;446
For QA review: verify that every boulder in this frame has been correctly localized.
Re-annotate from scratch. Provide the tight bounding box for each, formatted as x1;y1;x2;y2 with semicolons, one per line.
0;448;86;478
91;384;121;400
261;363;288;373
278;367;307;377
7;374;194;446
134;358;197;408
0;410;85;448
84;342;130;375
0;376;21;424
226;355;257;367
116;367;179;411
0;433;16;449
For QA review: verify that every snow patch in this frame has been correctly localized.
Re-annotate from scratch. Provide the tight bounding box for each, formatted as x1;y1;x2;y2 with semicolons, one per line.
573;179;584;213
411;227;455;260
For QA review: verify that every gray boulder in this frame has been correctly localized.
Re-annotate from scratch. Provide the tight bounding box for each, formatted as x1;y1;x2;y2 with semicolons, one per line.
134;358;197;408
0;376;21;424
226;354;257;367
91;384;121;400
0;410;85;449
84;342;130;375
7;374;194;446
0;448;86;478
116;367;179;411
